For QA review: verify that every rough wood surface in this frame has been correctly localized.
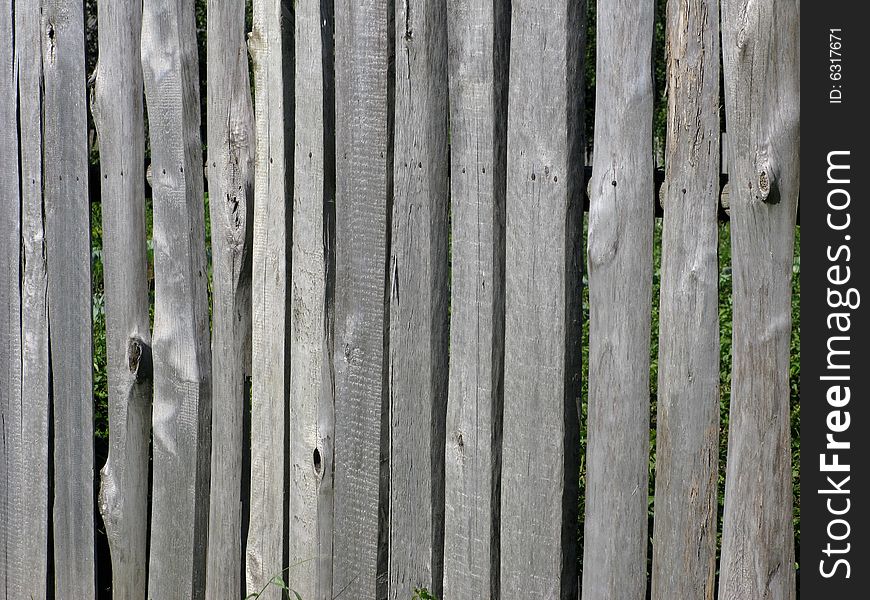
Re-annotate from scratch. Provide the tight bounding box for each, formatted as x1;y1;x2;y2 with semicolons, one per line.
0;2;22;593
3;4;51;596
581;1;654;599
442;1;508;598
718;1;799;599
388;0;449;598
41;1;95;596
333;0;390;596
141;0;212;596
500;1;585;598
205;1;255;597
289;0;335;597
650;1;720;598
92;1;152;596
247;0;288;596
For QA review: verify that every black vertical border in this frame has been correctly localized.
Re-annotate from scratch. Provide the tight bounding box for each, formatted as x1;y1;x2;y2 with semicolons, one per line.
801;3;870;597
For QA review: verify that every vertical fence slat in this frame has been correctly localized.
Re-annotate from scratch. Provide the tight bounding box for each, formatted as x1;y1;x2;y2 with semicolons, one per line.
41;1;95;595
291;0;335;597
650;0;720;598
247;0;289;596
582;1;654;598
0;1;21;593
11;3;51;595
92;0;152;596
205;0;255;597
718;1;799;598
389;0;449;597
142;0;212;596
443;0;508;597
500;1;585;597
333;0;390;596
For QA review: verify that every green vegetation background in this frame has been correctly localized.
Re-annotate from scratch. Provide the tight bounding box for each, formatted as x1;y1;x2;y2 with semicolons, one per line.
85;0;800;589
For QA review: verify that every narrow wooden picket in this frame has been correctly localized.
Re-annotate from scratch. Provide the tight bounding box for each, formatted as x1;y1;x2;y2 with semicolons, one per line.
442;0;509;598
499;1;585;598
92;0;152;596
582;1;654;599
142;0;212;596
388;0;450;597
289;1;335;598
650;0;721;598
247;0;289;596
3;4;52;596
718;1;800;598
332;0;391;596
41;1;95;596
204;1;255;597
0;2;22;594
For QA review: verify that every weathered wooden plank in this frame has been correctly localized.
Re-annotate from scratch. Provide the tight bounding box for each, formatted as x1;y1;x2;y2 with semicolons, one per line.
41;1;95;596
581;1;654;598
92;1;152;596
0;1;22;594
141;0;212;596
500;1;585;598
204;0;255;597
289;0;335;598
388;0;449;598
718;2;799;599
650;0;720;598
332;0;390;596
442;0;508;598
6;4;52;596
247;0;288;597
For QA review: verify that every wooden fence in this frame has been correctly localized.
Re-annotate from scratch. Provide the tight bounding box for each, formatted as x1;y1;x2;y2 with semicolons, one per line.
0;0;799;599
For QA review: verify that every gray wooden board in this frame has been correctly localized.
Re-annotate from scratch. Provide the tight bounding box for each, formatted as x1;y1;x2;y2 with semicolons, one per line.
581;1;654;599
388;0;450;598
718;1;799;599
247;0;288;596
650;0;720;598
9;3;51;596
442;0;509;598
500;1;585;598
205;0;255;597
41;1;95;596
0;1;22;594
290;0;334;597
333;0;390;596
92;0;152;596
141;0;212;596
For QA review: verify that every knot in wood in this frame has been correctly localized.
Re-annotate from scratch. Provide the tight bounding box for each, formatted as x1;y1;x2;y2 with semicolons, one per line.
127;336;153;383
756;165;780;205
313;448;323;476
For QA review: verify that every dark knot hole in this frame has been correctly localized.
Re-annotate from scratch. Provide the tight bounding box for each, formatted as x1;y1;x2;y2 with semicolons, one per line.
313;448;322;475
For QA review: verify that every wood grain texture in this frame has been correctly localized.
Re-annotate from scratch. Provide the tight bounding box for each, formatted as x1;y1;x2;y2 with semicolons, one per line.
41;1;95;596
500;1;585;598
5;4;51;596
247;0;288;596
141;0;212;596
581;1;654;599
205;1;254;597
92;0;152;596
718;1;799;599
442;0;508;598
650;1;720;598
0;2;22;594
389;0;449;597
333;0;390;596
290;0;335;598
